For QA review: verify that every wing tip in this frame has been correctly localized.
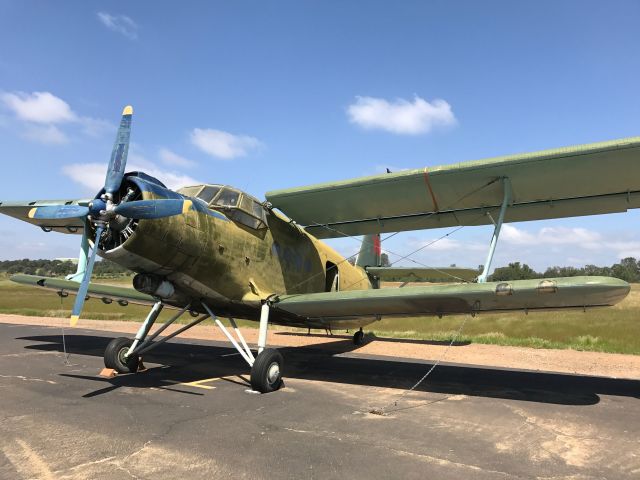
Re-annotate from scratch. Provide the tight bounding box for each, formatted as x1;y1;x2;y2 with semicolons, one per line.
70;315;79;327
122;105;133;116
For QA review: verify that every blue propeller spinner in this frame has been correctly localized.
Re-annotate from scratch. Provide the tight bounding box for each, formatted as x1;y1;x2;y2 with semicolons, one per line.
29;106;191;326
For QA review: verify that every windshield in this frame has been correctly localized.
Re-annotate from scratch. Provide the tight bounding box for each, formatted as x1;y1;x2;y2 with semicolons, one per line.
197;186;221;204
213;188;240;208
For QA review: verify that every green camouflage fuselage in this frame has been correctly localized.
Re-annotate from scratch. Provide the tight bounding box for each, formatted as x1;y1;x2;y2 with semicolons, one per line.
100;185;371;326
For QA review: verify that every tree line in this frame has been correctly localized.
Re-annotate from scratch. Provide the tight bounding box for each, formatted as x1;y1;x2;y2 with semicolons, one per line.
0;259;131;277
489;257;640;283
1;256;638;283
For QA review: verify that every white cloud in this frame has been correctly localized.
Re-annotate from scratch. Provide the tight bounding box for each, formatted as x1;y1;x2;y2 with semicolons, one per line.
408;236;485;252
0;91;113;144
97;12;138;39
190;128;263;159
62;156;200;193
502;225;601;247
1;91;77;124
159;148;195;167
500;224;640;260
23;125;69;145
347;95;456;135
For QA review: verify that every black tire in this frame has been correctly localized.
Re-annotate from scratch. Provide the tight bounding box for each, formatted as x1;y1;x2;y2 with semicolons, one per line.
250;348;284;393
353;329;365;346
104;337;140;373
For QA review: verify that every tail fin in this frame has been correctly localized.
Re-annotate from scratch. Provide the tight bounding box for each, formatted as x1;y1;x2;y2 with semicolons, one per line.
356;233;381;268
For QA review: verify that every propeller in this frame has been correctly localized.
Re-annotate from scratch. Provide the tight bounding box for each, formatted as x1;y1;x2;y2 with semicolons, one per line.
70;225;104;326
67;105;134;326
28;106;193;326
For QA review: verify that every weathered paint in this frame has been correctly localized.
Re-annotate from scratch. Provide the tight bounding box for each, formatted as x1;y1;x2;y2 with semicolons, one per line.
266;136;640;238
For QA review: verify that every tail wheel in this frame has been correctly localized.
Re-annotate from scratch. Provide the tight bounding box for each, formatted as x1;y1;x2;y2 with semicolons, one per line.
353;329;365;346
250;348;284;393
104;337;140;373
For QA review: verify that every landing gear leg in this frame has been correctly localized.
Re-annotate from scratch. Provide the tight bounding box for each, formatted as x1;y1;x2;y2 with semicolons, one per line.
251;302;283;393
104;302;205;374
104;301;164;373
202;300;284;394
353;327;365;346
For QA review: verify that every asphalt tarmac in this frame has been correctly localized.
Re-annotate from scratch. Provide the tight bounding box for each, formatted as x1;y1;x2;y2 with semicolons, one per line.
0;322;638;479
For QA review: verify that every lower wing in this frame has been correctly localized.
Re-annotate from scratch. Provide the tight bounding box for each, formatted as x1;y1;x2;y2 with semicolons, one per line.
272;276;629;321
10;274;157;307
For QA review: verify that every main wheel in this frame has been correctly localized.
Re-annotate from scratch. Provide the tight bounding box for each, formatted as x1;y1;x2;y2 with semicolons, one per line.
250;348;284;393
353;329;365;346
104;337;140;374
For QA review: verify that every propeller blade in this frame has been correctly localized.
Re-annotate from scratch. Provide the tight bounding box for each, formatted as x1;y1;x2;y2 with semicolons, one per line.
28;205;90;220
70;225;104;326
104;105;133;195
114;199;193;219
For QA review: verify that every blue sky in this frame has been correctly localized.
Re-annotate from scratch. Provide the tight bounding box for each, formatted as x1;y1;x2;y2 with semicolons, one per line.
0;1;639;272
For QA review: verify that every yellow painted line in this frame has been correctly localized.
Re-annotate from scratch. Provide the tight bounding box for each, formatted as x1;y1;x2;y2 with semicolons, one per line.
28;207;37;219
69;315;79;327
182;199;192;214
179;377;221;390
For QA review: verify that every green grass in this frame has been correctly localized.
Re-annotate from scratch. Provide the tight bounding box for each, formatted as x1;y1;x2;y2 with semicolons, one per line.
370;285;640;354
0;276;638;354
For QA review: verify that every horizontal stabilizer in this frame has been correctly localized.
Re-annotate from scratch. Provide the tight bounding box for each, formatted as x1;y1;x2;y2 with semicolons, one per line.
272;276;629;321
366;266;478;283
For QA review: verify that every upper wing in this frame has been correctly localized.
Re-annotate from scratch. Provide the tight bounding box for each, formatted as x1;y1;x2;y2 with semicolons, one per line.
266;137;640;238
10;274;157;306
272;276;629;322
0;199;91;234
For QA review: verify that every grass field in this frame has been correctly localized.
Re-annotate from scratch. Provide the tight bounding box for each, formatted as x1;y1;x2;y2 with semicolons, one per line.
0;276;638;354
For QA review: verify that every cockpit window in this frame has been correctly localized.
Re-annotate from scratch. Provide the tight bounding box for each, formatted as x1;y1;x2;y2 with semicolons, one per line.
252;201;265;219
197;186;220;204
178;186;202;197
214;188;240;208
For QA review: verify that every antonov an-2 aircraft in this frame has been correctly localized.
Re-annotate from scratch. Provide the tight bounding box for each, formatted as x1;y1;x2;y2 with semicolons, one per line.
0;106;637;393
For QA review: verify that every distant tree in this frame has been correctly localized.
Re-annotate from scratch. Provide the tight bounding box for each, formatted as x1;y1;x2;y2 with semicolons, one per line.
543;266;582;277
0;258;131;277
489;262;541;281
610;257;640;283
583;264;611;276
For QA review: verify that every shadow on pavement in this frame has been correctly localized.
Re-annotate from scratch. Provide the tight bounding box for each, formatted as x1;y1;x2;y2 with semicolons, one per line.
17;332;640;406
275;331;471;346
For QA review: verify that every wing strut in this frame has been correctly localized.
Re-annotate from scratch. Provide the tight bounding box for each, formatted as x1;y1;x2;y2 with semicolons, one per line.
478;177;512;283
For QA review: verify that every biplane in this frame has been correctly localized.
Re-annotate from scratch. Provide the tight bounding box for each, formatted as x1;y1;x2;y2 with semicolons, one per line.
0;106;636;392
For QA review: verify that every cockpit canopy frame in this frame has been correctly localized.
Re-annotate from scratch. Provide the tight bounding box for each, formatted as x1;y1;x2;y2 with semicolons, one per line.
179;184;268;230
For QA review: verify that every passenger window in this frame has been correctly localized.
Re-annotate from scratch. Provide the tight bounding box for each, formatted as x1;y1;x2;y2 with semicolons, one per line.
197;186;220;204
215;189;240;207
252;201;265;221
240;195;254;212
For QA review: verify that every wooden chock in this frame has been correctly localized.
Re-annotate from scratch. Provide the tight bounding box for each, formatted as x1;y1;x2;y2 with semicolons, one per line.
99;368;117;378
